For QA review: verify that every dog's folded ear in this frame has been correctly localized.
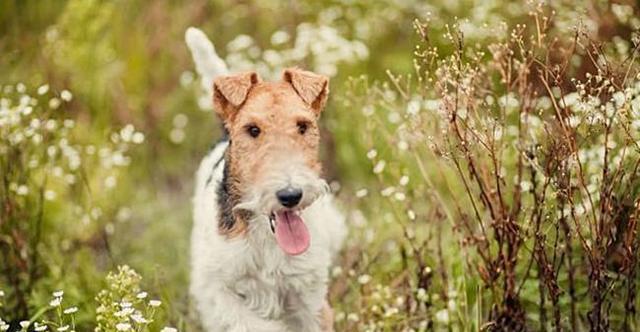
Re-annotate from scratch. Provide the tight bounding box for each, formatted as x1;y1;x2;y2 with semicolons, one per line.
283;68;329;114
213;71;261;121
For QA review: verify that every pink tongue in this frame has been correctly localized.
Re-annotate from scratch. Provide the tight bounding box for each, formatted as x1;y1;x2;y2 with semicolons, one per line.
274;211;310;255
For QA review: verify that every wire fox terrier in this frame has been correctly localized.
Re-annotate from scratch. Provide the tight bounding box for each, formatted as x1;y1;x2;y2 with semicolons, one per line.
188;30;346;331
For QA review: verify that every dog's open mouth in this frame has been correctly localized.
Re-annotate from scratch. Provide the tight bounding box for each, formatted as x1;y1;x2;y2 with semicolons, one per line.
269;210;310;256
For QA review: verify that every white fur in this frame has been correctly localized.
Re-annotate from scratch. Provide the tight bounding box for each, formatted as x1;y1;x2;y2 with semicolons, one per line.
190;142;347;332
185;27;229;109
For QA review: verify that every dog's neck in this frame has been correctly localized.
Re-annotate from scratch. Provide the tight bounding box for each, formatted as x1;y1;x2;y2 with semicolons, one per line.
216;143;251;237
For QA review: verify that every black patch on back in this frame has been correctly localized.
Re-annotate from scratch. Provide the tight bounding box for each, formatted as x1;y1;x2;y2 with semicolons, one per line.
216;142;238;233
212;133;252;233
205;135;230;186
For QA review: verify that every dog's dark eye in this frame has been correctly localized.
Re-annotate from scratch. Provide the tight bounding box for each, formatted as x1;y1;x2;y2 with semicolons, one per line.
297;121;308;135
247;125;261;138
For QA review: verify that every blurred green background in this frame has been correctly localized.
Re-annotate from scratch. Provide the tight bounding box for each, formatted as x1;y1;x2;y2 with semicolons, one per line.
1;0;639;331
0;0;428;329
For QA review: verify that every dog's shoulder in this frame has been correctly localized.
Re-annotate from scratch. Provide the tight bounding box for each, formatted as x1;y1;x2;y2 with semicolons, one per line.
304;195;347;260
195;138;229;190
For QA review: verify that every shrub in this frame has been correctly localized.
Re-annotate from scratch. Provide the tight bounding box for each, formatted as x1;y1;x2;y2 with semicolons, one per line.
338;2;640;331
0;265;175;332
0;83;143;324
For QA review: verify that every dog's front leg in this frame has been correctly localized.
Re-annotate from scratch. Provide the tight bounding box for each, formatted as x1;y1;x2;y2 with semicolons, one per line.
319;300;334;332
282;301;334;332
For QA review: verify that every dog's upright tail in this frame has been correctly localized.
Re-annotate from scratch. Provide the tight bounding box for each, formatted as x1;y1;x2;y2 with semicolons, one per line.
185;27;229;103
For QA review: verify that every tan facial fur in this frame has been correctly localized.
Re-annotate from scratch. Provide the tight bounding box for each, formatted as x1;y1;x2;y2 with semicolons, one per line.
213;68;329;237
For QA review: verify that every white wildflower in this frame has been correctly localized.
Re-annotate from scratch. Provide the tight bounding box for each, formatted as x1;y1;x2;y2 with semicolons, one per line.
104;175;117;189
148;300;162;307
49;297;62;307
30;118;41;129
130;313;149;324
132;132;145;144
115;307;134;317
120;125;134;142
34;322;48;331
448;299;457;311
387;111;401;123
271;30;290;45
44;190;56;201
45;119;57;131
435;309;449;324
331;266;343;277
355;188;368;198
498;93;519;109
357;274;371;285
347;313;359;322
519;181;532;192
227;35;254;52
173;114;188;128
406;99;421;115
49;98;61;110
384;307;399;317
170;129;185;144
416;288;428;301
115;323;131;331
373;160;386;174
63;307;78;314
397;140;409;150
60;90;73;102
16;185;28;196
160;328;178;332
37;84;49;95
394;192;406;201
380;186;395;197
179;71;194;87
362;105;374;116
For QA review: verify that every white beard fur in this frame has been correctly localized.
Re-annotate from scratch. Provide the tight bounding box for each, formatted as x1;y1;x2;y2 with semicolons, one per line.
190;141;347;332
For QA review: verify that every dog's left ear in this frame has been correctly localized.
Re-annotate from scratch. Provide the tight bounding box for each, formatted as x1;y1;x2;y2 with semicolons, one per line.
283;68;329;114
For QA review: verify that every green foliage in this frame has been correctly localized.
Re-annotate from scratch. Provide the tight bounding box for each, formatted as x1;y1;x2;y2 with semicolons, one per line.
1;0;640;331
95;265;168;332
0;266;174;332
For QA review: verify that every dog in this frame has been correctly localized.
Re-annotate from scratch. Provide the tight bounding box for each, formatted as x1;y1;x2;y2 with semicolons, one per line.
187;29;347;332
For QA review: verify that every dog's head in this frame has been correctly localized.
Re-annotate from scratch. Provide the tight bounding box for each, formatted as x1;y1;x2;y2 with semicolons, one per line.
213;68;330;255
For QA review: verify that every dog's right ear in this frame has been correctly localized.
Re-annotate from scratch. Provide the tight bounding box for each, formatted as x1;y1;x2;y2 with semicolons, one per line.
213;71;261;121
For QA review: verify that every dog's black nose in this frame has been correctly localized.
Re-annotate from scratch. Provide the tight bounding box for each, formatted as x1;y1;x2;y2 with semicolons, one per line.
276;187;303;208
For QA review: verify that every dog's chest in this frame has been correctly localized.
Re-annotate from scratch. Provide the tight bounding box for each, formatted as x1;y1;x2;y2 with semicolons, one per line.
229;251;321;319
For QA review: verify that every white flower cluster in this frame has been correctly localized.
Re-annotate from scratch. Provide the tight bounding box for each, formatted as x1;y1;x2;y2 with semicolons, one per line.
0;291;6;331
225;23;368;80
93;266;176;332
1;83;145;235
0;290;81;332
189;20;369;110
96;295;165;331
1;83;144;197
